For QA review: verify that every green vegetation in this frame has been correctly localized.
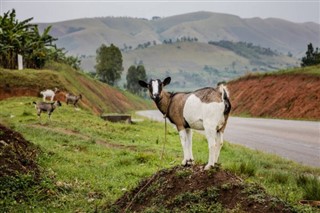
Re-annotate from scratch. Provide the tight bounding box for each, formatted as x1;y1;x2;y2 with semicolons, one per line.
0;9;80;70
232;64;320;82
301;43;320;67
0;96;319;211
95;44;123;86
209;40;278;59
126;64;147;96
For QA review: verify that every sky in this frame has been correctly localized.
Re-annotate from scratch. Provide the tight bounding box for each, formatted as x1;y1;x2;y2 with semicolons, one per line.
1;0;320;24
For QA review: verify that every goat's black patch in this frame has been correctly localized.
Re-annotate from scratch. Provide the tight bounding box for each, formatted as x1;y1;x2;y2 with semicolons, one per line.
183;118;190;129
223;89;231;115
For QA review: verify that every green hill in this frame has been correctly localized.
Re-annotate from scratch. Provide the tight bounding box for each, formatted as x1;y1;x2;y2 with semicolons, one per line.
80;42;298;91
0;62;150;114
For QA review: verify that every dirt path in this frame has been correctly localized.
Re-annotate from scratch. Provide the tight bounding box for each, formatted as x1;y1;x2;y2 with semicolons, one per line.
28;124;137;151
136;110;320;168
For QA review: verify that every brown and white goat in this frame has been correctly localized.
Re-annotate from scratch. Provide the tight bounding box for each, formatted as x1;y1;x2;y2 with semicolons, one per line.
139;77;231;170
65;93;82;107
33;101;62;120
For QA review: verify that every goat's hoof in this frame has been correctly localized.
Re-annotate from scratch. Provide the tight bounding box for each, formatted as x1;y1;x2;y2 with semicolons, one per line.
181;160;187;166
186;159;194;166
204;164;213;170
181;159;192;167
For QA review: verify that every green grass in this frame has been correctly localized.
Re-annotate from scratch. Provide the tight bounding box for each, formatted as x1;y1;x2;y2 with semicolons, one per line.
232;65;320;82
1;97;320;212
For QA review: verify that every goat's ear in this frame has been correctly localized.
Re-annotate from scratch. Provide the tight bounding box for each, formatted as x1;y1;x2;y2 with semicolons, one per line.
163;77;171;87
138;80;149;88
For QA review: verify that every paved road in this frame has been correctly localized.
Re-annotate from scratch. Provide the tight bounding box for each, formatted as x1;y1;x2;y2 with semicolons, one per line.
136;110;320;168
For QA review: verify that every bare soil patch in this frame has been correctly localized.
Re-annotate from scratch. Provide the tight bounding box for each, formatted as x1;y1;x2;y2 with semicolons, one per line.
229;73;320;120
0;124;40;178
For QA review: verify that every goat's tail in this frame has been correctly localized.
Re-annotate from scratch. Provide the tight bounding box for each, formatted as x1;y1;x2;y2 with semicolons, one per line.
217;82;231;115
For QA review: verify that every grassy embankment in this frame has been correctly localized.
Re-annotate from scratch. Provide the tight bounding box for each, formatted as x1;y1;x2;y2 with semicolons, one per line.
0;65;319;212
229;65;320;120
0;62;151;114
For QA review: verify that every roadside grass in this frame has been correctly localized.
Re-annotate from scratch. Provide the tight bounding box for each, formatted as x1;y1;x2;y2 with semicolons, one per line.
234;65;320;81
0;97;320;212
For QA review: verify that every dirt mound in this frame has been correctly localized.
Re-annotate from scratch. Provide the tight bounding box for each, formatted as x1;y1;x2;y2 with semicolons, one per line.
228;73;320;120
0;124;40;178
110;165;293;212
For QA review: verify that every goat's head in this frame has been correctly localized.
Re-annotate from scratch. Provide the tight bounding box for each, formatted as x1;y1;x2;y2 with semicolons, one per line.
139;77;171;102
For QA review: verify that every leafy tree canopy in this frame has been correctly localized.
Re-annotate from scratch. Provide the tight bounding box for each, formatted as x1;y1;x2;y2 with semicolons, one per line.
95;44;123;86
301;43;320;67
0;9;81;70
126;65;147;95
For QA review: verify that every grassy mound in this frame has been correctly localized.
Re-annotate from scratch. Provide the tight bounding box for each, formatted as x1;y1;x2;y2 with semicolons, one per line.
110;165;294;212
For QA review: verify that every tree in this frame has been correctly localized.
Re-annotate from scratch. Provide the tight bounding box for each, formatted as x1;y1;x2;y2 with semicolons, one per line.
95;44;123;86
126;65;147;95
301;43;320;67
0;9;80;70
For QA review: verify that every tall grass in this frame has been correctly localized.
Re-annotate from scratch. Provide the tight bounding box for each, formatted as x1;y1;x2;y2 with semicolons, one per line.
0;97;320;211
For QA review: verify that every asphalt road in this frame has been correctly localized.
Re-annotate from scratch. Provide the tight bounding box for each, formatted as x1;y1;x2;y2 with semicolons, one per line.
136;110;320;168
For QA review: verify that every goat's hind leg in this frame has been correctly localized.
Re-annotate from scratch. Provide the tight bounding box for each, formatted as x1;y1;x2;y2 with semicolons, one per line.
204;126;217;170
214;131;224;164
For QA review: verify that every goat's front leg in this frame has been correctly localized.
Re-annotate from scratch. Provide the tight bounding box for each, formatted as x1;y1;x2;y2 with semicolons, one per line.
186;128;194;165
179;129;192;166
204;127;217;170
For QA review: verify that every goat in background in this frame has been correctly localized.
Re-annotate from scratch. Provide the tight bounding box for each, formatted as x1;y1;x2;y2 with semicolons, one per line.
65;93;82;107
40;88;59;101
33;101;62;121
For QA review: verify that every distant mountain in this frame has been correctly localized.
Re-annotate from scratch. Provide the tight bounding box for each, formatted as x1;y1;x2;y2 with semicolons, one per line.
38;11;320;57
38;11;318;90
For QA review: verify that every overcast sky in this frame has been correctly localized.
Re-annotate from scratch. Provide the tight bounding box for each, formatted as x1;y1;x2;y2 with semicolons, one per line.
1;0;320;24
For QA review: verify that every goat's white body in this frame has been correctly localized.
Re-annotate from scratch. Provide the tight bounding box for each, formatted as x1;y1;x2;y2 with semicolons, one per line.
183;94;225;130
182;94;226;169
41;89;55;101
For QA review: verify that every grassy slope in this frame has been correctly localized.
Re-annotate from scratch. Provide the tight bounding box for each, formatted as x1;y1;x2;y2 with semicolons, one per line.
0;96;319;212
0;62;151;114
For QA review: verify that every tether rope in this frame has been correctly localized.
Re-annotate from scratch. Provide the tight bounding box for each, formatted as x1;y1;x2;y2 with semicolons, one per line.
124;116;169;212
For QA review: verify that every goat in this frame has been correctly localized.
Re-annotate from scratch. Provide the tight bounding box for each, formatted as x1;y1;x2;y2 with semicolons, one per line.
33;101;62;120
40;88;59;101
139;77;231;170
65;93;82;107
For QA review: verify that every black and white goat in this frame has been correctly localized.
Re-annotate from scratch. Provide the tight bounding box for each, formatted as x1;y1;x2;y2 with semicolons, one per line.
40;88;59;101
139;77;231;170
33;101;62;120
65;93;82;107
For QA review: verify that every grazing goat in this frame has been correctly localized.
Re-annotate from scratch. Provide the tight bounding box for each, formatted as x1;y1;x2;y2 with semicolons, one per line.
33;101;62;120
139;77;231;170
40;88;59;101
65;93;82;107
